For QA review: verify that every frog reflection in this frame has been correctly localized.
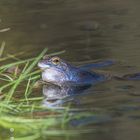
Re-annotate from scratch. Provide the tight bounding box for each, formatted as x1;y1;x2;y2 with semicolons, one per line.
42;82;91;107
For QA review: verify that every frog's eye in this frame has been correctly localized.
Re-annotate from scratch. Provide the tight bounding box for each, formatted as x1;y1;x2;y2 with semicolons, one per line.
51;57;60;65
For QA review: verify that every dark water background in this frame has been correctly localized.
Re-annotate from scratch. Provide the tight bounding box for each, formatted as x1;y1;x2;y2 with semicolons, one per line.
0;0;140;140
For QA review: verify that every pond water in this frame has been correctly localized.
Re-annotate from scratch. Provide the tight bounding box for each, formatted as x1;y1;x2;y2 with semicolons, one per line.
1;0;140;140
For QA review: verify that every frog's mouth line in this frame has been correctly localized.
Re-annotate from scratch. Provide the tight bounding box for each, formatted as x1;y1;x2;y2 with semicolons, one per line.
38;62;50;70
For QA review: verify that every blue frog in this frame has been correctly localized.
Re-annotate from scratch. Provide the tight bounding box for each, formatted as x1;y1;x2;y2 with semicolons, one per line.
38;56;114;86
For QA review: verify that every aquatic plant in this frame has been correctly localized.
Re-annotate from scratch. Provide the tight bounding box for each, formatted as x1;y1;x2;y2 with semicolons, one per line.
0;46;96;140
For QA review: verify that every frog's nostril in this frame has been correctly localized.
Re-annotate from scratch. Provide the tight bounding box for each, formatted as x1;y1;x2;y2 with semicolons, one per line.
37;62;43;68
43;55;50;60
38;60;45;67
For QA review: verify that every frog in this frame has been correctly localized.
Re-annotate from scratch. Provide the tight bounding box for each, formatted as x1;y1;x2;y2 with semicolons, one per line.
38;55;114;87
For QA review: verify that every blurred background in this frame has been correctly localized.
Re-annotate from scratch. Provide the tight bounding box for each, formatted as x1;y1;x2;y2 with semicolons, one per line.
0;0;140;140
0;0;140;64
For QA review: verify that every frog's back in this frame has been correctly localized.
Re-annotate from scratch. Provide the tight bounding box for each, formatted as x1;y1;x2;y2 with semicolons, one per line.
69;68;108;85
79;60;115;70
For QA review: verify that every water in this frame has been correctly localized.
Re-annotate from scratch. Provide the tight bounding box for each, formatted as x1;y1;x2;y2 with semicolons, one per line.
1;0;140;140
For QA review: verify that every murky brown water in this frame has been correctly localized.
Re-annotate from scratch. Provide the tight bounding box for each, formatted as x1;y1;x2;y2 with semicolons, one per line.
1;0;140;140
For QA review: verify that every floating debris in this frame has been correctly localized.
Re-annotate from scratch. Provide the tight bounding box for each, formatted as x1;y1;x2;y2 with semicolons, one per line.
0;41;5;57
6;65;21;76
0;28;10;33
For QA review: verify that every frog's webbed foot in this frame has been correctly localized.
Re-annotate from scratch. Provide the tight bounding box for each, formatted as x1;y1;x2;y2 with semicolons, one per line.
112;72;140;81
80;60;115;70
121;73;140;80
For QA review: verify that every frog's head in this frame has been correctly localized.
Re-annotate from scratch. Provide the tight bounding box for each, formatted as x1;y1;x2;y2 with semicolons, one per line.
38;56;72;84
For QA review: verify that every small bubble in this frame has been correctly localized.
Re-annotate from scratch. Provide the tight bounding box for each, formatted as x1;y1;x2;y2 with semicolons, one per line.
10;128;14;132
40;23;47;29
10;137;14;140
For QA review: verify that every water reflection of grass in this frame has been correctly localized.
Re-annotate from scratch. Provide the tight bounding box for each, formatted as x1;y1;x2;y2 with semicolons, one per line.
0;47;95;139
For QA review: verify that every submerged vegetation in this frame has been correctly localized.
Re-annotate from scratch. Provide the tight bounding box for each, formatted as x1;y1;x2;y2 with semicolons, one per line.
0;44;95;140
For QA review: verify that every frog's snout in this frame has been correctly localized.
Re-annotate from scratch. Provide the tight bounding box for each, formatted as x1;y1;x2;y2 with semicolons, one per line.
38;60;50;70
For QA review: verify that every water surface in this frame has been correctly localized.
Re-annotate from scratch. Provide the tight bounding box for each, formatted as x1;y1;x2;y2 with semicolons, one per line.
0;0;140;140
